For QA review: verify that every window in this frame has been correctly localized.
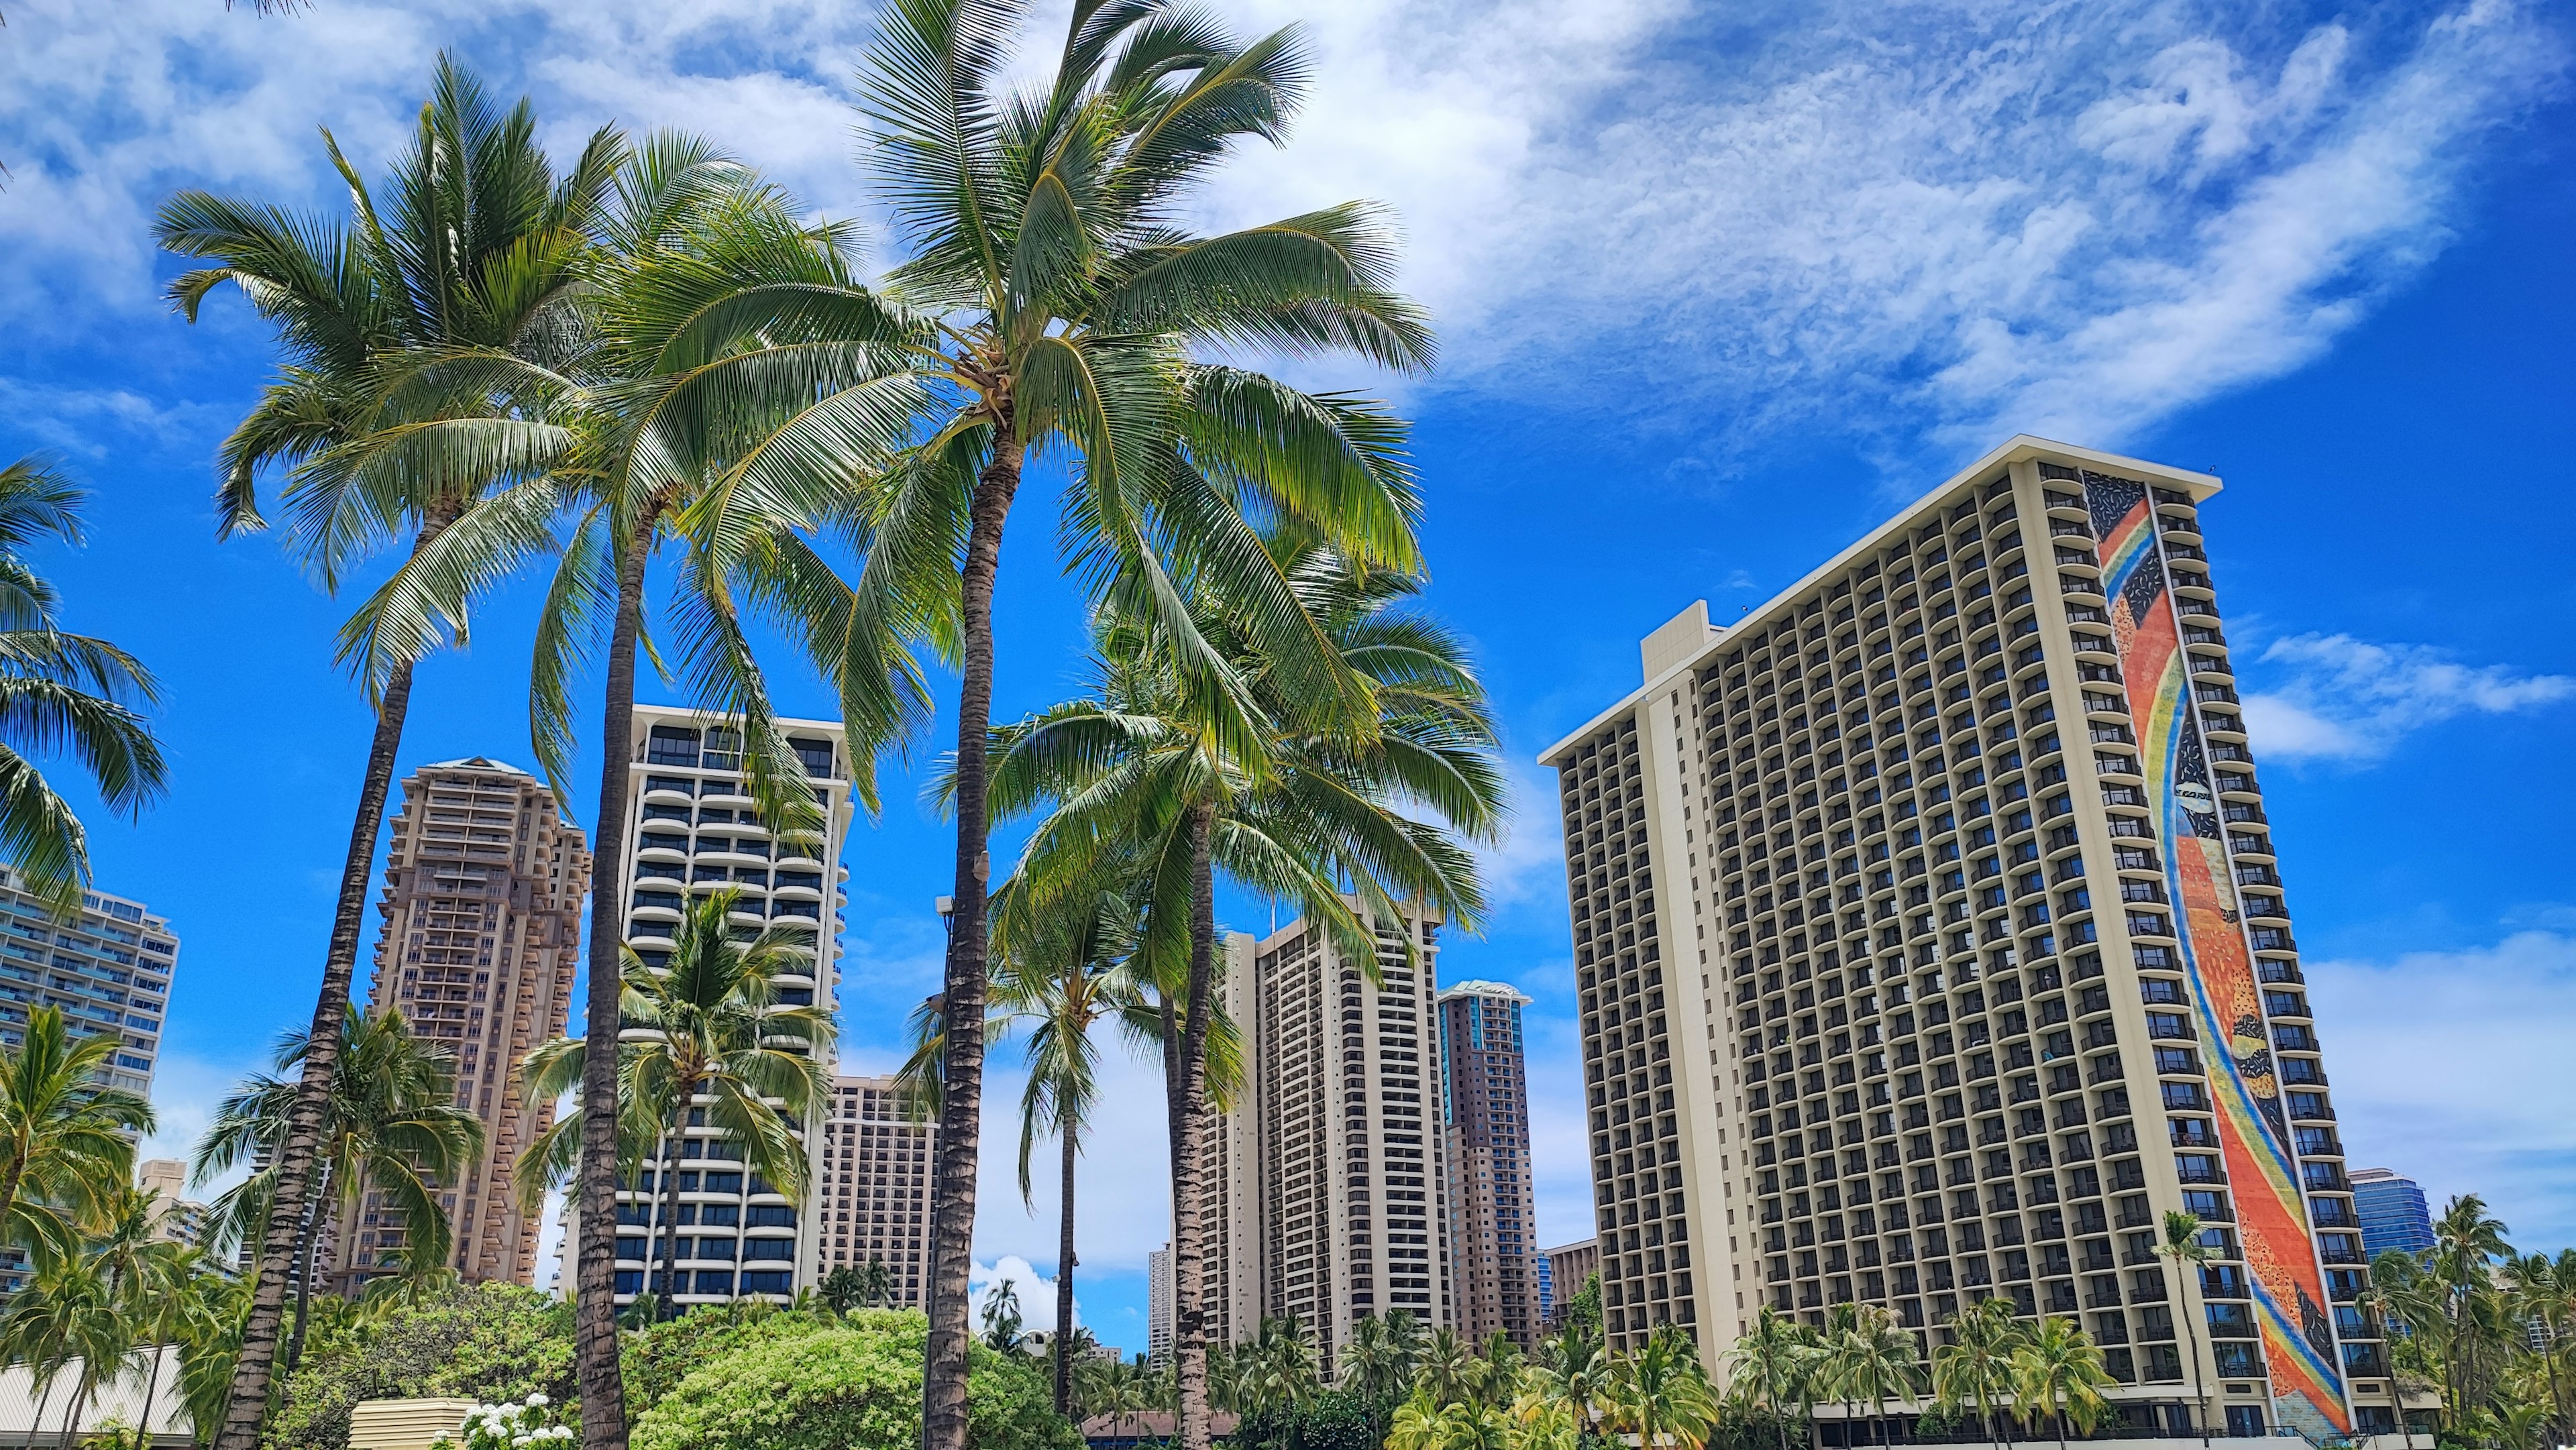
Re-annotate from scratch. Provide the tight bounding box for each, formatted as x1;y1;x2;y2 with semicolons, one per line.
693;1270;736;1294
645;726;701;767
789;736;837;777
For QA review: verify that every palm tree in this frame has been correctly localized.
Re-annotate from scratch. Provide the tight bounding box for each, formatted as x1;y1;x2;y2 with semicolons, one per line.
1828;1303;1923;1449
1346;1310;1426;1440
0;1247;117;1447
1600;1325;1723;1450
847;5;1437;1444
0;455;167;914
0;1005;153;1266
991;885;1138;1414
1932;1298;2024;1450
155;60;615;1450
519;885;832;1319
1418;1326;1483;1408
1526;1321;1609;1441
1727;1308;1817;1450
2504;1249;2576;1439
982;1279;1025;1351
980;533;1499;1450
2008;1317;2113;1450
2432;1194;2514;1423
1475;1331;1524;1408
2155;1210;2218;1443
192;1005;484;1374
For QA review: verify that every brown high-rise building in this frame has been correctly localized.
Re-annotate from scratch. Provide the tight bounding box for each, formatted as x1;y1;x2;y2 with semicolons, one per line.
813;1073;938;1307
1543;439;2398;1441
329;757;588;1292
1437;979;1540;1349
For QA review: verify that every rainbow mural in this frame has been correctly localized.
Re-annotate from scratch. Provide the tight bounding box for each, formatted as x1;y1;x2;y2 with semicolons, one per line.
2082;471;2349;1437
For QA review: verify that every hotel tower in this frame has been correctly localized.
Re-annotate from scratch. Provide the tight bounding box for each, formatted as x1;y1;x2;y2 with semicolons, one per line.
1542;439;2396;1440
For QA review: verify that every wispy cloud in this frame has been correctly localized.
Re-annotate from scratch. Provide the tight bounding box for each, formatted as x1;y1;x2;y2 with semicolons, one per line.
2240;632;2576;760
2308;930;2576;1247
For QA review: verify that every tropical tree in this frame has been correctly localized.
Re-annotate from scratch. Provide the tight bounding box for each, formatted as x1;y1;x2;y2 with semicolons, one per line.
1388;1388;1510;1450
843;3;1438;1445
192;1005;484;1376
1417;1327;1483;1408
2155;1211;2218;1443
2503;1249;2576;1438
1726;1308;1817;1450
519;886;831;1323
981;1279;1025;1352
1344;1309;1421;1435
1600;1325;1723;1450
1509;1363;1587;1450
1931;1298;2024;1450
0;1245;117;1447
0;455;167;913
154;60;614;1450
0;1005;154;1266
2008;1317;2113;1450
2431;1194;2515;1420
1825;1303;1921;1449
1524;1320;1609;1441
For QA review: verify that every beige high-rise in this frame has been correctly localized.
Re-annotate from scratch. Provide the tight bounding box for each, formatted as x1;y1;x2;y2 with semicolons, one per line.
1200;903;1454;1370
1542;439;2400;1441
330;757;588;1293
814;1073;937;1306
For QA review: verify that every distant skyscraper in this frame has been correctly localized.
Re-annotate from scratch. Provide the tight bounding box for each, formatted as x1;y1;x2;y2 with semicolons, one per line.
1148;1242;1175;1365
1438;979;1540;1349
2349;1169;2434;1260
323;758;589;1296
1202;903;1454;1368
1544;1239;1599;1329
139;1158;210;1253
0;873;178;1298
1535;1248;1554;1327
813;1074;937;1306
599;706;855;1308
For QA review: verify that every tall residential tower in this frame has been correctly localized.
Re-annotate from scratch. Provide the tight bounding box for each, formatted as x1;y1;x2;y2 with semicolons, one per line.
331;757;589;1292
814;1072;938;1306
1438;979;1540;1349
1202;905;1454;1366
1542;439;2394;1440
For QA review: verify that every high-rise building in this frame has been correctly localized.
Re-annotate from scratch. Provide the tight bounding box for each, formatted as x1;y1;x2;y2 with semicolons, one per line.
1438;979;1540;1349
2349;1170;2434;1260
328;758;590;1294
1542;439;2395;1439
598;705;855;1308
140;1158;211;1252
1544;1239;1599;1328
1202;904;1454;1367
0;873;178;1299
1148;1242;1175;1365
813;1073;936;1306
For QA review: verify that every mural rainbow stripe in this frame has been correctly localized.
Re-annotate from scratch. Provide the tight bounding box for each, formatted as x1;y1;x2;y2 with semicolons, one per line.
2081;472;2349;1437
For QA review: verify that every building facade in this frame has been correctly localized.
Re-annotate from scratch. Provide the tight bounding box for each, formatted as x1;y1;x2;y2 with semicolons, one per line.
1148;1243;1175;1364
140;1158;211;1253
0;873;179;1299
814;1073;937;1306
602;706;855;1308
1438;979;1541;1349
1202;905;1454;1368
1544;1239;1599;1328
327;759;589;1294
1542;439;2394;1439
2349;1169;2434;1260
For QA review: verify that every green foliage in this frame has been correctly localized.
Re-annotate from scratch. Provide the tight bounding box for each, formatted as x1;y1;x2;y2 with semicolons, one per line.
1243;1388;1377;1450
629;1309;1076;1450
261;1284;574;1450
619;1300;837;1411
428;1396;572;1450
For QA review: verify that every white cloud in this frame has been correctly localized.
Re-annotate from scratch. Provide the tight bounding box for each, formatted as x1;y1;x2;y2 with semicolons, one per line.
1479;759;1570;913
2307;930;2576;1247
2240;632;2575;761
971;1253;1076;1335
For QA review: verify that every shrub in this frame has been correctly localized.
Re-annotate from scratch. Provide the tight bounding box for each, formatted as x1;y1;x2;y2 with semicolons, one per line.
429;1395;572;1450
630;1310;1076;1450
265;1285;576;1450
621;1300;840;1409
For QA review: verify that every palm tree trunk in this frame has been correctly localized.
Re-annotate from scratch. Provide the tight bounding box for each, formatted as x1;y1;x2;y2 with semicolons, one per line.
649;1098;691;1321
1167;803;1220;1450
925;426;1022;1450
572;516;653;1450
1055;1120;1079;1417
136;1339;167;1450
282;1193;325;1378
2184;1333;2208;1446
28;1368;53;1445
58;1366;95;1450
211;504;458;1450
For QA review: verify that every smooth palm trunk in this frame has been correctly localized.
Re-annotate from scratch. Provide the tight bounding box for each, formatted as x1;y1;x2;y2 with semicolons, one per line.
212;651;418;1450
283;1194;325;1377
1165;805;1220;1450
1055;1123;1077;1417
649;1121;690;1321
572;521;652;1450
925;432;1022;1450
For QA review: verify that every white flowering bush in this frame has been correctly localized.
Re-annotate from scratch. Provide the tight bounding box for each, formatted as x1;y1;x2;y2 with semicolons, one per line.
429;1393;573;1450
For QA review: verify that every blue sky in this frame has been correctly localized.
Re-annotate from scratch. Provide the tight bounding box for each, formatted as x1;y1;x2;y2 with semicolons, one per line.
2;0;2573;1357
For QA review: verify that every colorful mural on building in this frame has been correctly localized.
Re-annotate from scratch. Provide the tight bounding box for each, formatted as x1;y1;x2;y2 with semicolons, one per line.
2081;471;2349;1437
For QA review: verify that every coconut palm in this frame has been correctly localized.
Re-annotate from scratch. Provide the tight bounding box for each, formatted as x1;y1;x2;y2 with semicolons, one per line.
1726;1308;1817;1450
1932;1298;2025;1450
0;455;166;915
982;1279;1025;1351
155;58;615;1449
2009;1317;2114;1450
978;533;1499;1450
1509;1363;1587;1450
519;885;832;1319
991;883;1140;1414
0;1247;117;1447
2504;1250;2576;1438
845;5;1436;1443
1600;1325;1723;1450
191;1005;484;1375
1826;1303;1923;1449
1525;1321;1609;1440
0;1005;154;1267
2432;1194;2514;1421
2155;1210;2218;1443
1417;1327;1484;1408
